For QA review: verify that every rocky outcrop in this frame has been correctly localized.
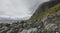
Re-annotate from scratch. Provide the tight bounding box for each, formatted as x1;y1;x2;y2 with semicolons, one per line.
0;11;60;33
0;20;43;33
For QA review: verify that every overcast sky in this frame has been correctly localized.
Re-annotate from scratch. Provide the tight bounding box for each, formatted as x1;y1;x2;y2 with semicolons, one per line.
0;0;50;20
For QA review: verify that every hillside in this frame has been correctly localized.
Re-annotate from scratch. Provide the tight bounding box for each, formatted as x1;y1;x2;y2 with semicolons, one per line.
0;2;60;33
29;3;60;21
0;7;60;33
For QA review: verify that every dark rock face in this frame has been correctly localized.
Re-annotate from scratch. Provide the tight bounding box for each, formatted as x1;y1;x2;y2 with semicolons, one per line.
36;0;60;12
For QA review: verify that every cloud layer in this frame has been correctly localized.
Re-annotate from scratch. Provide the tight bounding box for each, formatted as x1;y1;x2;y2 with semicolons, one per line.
0;0;50;20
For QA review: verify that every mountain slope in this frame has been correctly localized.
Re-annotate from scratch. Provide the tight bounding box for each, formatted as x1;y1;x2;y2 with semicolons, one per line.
28;3;60;21
0;3;60;33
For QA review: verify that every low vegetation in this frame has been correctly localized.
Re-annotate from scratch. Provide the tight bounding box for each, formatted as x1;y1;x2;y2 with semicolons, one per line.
29;3;60;21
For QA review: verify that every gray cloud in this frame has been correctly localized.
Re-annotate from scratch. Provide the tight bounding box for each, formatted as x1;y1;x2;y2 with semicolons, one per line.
0;0;50;20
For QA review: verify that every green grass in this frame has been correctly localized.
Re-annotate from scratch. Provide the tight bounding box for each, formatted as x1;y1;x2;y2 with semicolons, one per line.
28;3;60;22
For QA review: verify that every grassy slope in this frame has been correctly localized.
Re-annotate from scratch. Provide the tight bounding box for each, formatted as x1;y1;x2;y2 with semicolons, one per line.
28;3;60;21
